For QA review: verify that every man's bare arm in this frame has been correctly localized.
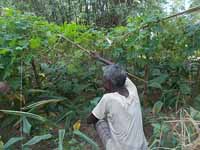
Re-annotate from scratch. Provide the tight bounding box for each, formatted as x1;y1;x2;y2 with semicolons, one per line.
87;113;99;124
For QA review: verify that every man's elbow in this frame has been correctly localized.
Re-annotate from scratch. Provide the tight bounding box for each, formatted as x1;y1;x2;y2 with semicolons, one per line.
87;113;99;125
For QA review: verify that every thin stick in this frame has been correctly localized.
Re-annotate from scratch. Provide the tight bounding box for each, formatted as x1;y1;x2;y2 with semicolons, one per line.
162;6;200;21
112;5;200;46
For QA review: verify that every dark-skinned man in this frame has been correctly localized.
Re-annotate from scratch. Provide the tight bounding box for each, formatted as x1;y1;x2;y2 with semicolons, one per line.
87;53;148;150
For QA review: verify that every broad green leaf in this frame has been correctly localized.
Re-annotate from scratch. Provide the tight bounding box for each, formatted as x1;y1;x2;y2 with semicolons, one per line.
74;50;83;58
29;38;41;49
67;64;76;74
179;83;191;95
68;138;78;145
152;69;161;76
0;138;4;150
148;82;162;89
22;117;32;134
0;49;10;55
15;46;23;51
0;64;4;69
0;110;46;122
90;97;101;106
73;130;99;150
3;137;24;149
150;74;168;84
152;101;163;114
23;134;52;147
191;94;200;111
190;107;200;120
58;129;65;150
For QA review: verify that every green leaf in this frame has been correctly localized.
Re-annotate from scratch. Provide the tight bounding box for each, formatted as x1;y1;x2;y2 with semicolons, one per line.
148;82;162;89
0;49;10;55
15;46;23;51
23;134;52;147
0;110;47;122
152;101;163;114
68;138;78;145
29;38;41;49
22;99;64;110
152;69;161;76
22;117;32;134
27;89;49;94
90;97;101;106
150;74;168;84
191;95;200;111
56;111;74;124
58;129;65;150
0;64;4;69
179;83;191;95
73;130;99;150
67;64;77;74
3;137;24;149
152;123;161;135
0;140;3;150
190;107;200;120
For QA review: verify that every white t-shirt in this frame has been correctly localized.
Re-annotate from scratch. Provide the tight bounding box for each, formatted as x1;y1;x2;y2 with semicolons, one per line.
92;78;148;150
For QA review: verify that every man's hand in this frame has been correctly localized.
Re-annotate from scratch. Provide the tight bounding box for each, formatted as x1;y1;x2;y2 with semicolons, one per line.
90;51;100;59
90;51;114;65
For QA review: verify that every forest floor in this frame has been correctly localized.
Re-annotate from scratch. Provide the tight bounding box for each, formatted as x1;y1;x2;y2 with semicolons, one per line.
81;122;153;150
0;121;153;150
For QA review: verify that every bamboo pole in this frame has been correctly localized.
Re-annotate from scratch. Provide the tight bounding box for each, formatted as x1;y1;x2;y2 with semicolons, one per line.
112;5;200;47
58;34;147;83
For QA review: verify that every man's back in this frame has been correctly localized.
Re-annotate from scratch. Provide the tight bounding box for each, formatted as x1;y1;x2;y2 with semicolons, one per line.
92;78;148;150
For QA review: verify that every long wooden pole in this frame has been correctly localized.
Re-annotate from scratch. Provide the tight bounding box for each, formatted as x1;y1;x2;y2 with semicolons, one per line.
112;5;200;46
59;34;147;83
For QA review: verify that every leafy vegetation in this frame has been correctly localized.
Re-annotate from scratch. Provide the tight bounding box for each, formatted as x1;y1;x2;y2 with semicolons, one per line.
0;1;200;149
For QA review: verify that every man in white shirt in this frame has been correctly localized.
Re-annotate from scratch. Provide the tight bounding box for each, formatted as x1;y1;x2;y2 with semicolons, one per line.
87;63;148;150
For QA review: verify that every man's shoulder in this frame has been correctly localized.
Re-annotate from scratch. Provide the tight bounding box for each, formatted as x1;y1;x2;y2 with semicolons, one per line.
101;93;120;104
102;93;116;99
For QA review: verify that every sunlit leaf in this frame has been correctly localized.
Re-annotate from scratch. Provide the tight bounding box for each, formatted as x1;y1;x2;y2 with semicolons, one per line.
0;110;47;122
0;49;10;55
58;129;65;150
152;101;163;114
73;130;99;150
3;137;24;149
23;134;52;147
22;99;64;110
190;107;200;120
22;117;32;134
148;82;162;89
29;38;41;49
73;120;81;130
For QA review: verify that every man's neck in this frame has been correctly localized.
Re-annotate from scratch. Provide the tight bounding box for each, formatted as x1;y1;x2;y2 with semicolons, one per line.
111;86;129;98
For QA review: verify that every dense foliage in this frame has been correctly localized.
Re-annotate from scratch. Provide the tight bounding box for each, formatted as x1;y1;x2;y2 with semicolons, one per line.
0;0;175;27
0;5;200;149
